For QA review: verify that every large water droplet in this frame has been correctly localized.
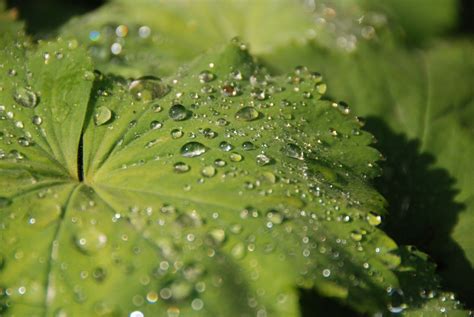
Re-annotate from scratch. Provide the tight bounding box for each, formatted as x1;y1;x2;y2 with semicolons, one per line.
169;104;190;121
129;76;170;101
13;87;39;108
235;106;260;121
94;106;113;126
180;142;208;158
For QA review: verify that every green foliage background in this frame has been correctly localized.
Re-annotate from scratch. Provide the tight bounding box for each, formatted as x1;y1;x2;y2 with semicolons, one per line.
1;0;473;316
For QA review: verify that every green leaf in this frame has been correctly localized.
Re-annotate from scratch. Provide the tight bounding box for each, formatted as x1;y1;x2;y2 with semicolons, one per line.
2;32;462;315
262;39;474;305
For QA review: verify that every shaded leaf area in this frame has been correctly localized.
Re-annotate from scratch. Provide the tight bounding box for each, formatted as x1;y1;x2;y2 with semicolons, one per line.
262;39;474;307
0;32;466;315
5;0;104;36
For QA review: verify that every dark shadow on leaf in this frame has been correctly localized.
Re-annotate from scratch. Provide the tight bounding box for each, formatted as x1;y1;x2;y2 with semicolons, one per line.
6;0;104;36
299;289;363;317
364;117;474;308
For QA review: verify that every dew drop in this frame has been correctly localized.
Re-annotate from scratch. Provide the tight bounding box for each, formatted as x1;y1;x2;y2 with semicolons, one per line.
174;162;190;173
387;288;407;314
366;212;382;226
230;152;243;162
219;141;233;152
129;76;170;102
282;143;304;160
256;154;272;166
201;165;216;177
169;104;190;121
235;106;260;121
316;82;327;94
180;142;208;158
32;115;43;126
242;141;256;151
214;159;226;167
94;106;113;126
13;87;39;108
198;70;215;83
150;120;163;130
171;129;184;139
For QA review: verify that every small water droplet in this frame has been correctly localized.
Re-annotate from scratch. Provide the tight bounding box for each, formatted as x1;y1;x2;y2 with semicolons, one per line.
171;129;184;139
387;288;407;314
198;70;215;83
201;165;216;177
230;152;243;162
219;141;233;151
256;154;272;166
150;120;163;130
13;87;39;108
174;162;190;173
32;115;43;126
367;212;382;226
180;142;208;158
282;143;304;160
169;104;190;121
235;106;260;121
316;82;327;94
214;159;226;167
242;141;256;151
94;106;113;126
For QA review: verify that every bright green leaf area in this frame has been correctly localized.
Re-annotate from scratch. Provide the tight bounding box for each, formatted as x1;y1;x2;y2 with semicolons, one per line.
262;38;474;306
1;27;468;316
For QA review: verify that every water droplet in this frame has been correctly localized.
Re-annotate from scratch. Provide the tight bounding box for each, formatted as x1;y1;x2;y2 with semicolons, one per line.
94;106;113;126
171;129;184;139
221;84;240;97
209;228;226;244
367;212;382;226
130;311;144;317
138;26;151;38
92;267;107;282
219;141;233;151
32;115;43;125
242;141;256;151
191;298;204;311
387;288;407;313
350;230;364;242
266;210;283;224
202;128;217;139
129;76;170;101
231;242;246;259
230;152;243;162
282;143;304;160
180;142;208;158
214;159;226;167
150;120;163;130
74;228;107;254
316;82;327;94
13;87;39;108
201;165;216;177
256;154;272;166
0;197;12;208
174;162;190;173
167;307;180;317
169;104;190;121
322;269;331;277
235;106;260;121
198;70;215;83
